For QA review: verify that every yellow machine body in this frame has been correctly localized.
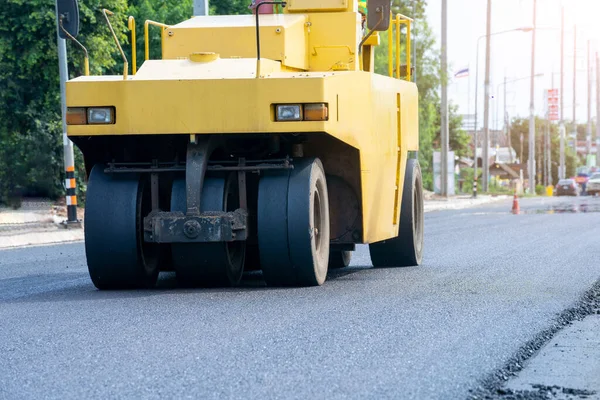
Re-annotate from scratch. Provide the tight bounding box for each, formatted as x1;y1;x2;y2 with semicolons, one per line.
66;0;418;244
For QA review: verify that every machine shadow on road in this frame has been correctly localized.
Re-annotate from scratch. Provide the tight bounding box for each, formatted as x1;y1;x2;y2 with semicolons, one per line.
1;265;378;305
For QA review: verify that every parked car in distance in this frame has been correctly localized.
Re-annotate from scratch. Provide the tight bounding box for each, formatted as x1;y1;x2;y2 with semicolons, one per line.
585;173;600;196
555;179;579;196
574;173;589;194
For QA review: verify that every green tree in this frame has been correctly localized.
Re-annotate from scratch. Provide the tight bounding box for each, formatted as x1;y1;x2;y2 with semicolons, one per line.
509;117;579;183
210;0;252;15
433;103;470;158
0;0;128;205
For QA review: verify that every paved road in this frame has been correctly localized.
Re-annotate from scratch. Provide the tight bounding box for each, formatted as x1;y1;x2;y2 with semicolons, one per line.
1;196;599;400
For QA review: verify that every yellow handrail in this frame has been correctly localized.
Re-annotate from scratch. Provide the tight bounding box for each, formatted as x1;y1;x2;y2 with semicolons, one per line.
406;18;411;82
144;20;170;61
103;9;128;80
396;16;400;78
387;14;412;81
128;16;137;75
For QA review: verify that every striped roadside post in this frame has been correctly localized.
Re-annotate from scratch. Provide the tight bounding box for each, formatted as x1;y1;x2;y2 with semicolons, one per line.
473;177;478;198
65;165;78;222
56;1;80;226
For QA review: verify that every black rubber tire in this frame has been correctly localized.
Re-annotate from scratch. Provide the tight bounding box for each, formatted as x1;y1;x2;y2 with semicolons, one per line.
258;158;330;287
85;164;160;290
328;250;352;269
171;175;245;287
369;158;424;267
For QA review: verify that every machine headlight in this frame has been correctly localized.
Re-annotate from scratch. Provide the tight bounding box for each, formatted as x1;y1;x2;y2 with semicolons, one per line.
66;107;115;125
87;107;115;124
276;104;302;121
274;103;329;122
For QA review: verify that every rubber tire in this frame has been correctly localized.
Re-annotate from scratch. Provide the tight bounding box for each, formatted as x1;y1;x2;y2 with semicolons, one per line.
369;158;424;267
328;250;352;269
258;158;330;287
171;176;245;287
85;164;160;289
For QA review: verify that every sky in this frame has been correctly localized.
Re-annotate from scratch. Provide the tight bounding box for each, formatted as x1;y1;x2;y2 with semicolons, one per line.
425;0;600;129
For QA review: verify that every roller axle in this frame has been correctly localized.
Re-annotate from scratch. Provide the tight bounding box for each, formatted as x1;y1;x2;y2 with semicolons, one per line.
144;209;248;243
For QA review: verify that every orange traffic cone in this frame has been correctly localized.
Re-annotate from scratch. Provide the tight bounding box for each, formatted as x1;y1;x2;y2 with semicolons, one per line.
512;191;520;215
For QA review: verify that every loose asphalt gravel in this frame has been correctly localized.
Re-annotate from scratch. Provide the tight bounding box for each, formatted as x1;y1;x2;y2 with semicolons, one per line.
0;196;599;400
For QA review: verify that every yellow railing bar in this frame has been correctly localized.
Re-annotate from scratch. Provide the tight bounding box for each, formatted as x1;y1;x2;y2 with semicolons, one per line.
395;13;414;22
406;19;411;82
395;15;401;79
388;24;393;78
144;20;170;61
387;13;413;82
103;9;128;80
128;16;137;75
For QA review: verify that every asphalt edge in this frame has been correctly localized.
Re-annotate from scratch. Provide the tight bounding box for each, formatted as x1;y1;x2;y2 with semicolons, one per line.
467;279;600;400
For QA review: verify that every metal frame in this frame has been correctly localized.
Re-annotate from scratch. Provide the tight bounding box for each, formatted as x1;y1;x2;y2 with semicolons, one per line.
144;20;170;61
102;9;129;80
141;140;294;244
59;16;89;76
253;1;287;77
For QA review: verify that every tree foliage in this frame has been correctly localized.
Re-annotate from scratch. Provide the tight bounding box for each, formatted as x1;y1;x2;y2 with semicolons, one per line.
0;0;127;205
0;0;465;204
209;0;252;16
510;117;579;183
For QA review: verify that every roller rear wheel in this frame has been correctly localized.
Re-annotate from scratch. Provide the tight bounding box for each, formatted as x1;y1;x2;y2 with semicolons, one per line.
258;158;330;287
329;250;352;269
370;158;424;267
85;164;160;290
171;174;245;287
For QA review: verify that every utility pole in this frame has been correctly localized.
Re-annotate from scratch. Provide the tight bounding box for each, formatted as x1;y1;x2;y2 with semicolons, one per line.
193;0;209;16
597;51;600;167
572;25;577;153
528;0;537;194
440;0;449;197
482;0;492;192
559;6;565;179
587;40;592;160
504;75;509;158
55;0;78;224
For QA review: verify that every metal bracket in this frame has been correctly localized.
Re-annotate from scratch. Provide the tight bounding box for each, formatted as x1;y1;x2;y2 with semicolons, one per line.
186;137;214;216
238;157;248;210
144;209;248;243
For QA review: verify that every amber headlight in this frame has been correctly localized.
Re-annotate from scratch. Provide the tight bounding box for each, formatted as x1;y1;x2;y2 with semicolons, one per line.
274;103;328;122
66;107;115;125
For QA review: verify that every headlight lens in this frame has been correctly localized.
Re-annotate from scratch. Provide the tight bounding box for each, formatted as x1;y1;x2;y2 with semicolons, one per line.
274;103;329;122
66;107;115;125
276;105;302;121
88;107;115;124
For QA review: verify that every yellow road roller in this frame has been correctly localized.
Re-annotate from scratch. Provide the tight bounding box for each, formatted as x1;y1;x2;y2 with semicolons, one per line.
61;0;423;289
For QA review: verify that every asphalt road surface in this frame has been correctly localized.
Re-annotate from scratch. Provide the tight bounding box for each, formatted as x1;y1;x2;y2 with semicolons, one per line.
1;196;599;400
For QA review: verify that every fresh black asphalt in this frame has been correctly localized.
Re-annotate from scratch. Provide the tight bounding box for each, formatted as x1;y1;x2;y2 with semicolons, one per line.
0;196;598;400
